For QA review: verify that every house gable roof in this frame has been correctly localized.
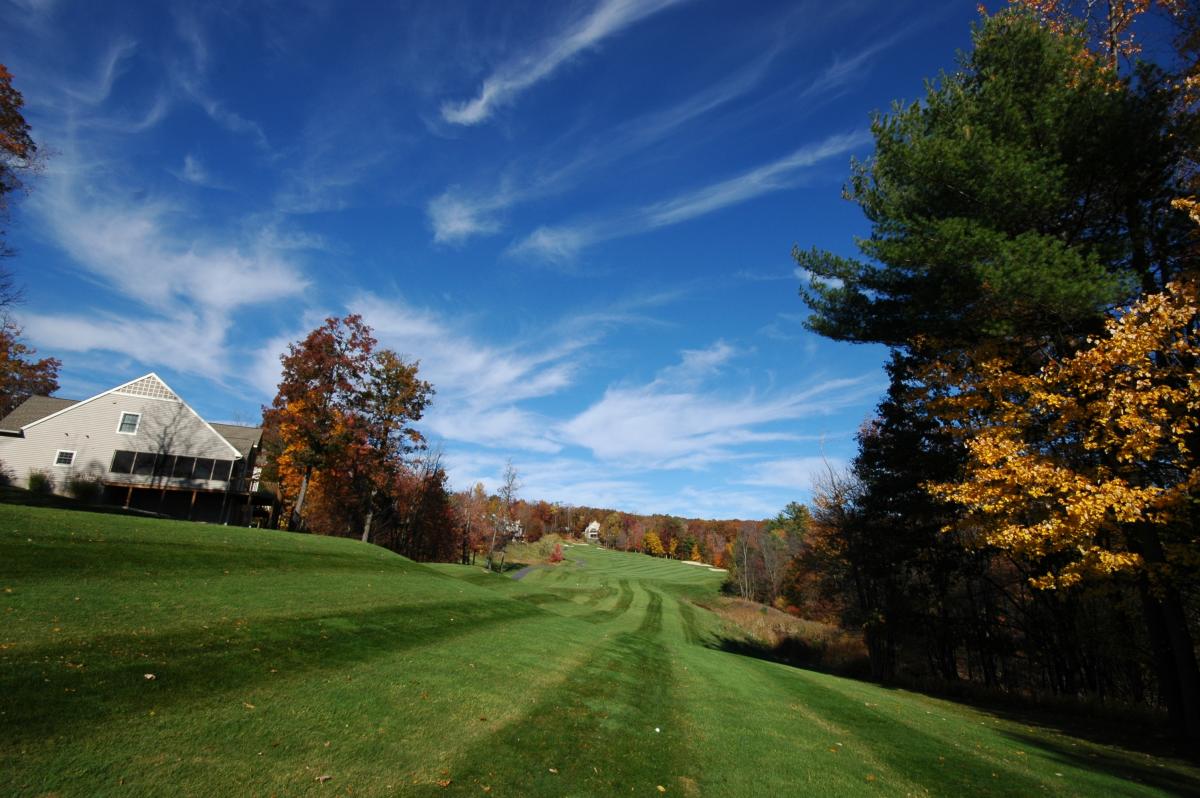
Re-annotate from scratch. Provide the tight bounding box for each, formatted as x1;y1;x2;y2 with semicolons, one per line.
0;396;80;433
209;423;263;458
12;373;245;459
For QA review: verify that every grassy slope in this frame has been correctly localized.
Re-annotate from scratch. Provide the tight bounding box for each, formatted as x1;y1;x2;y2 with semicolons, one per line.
2;510;1197;797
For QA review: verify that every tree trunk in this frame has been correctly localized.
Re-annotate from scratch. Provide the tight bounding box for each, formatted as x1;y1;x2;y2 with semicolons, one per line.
461;517;471;565
487;525;500;572
1129;524;1200;743
291;466;312;531
361;488;377;543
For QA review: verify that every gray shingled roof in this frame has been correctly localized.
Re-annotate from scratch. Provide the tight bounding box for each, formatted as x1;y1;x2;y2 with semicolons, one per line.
209;423;263;457
0;396;79;432
0;396;262;458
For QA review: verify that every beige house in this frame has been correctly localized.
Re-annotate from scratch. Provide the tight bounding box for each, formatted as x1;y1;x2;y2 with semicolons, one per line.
0;373;267;524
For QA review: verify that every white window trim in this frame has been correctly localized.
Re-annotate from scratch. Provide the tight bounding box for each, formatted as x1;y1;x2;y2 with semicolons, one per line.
116;412;141;435
54;449;76;467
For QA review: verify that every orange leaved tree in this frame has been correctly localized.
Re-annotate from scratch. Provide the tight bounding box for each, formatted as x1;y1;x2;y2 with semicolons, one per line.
263;315;432;539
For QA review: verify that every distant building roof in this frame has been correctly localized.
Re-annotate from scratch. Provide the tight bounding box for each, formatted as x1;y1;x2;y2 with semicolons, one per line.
209;423;263;457
0;396;79;433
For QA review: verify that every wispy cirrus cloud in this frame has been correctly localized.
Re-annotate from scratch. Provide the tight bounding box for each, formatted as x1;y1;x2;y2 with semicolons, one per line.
737;455;847;490
427;53;777;244
512;129;871;262
171;153;227;189
440;0;689;126
427;184;513;244
19;144;310;383
169;11;271;151
34;175;306;312
794;23;924;104
347;293;590;453
558;341;881;468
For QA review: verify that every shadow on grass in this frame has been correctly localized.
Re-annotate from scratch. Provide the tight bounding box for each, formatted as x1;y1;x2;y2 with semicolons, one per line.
677;599;704;645
708;634;871;679
0;485;169;518
493;560;530;574
1;599;543;742
999;727;1200;796
875;678;1200;767
579;578;635;623
3;528;401;583
636;588;663;636
715;634;1199;790
443;631;689;795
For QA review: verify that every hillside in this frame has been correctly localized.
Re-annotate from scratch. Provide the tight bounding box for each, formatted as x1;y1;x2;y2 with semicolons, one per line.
2;506;1197;796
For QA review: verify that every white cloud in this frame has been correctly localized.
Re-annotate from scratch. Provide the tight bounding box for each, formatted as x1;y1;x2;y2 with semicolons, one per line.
442;449;798;520
62;38;137;105
512;129;871;262
559;344;880;468
655;340;740;387
440;0;688;125
427;52;776;243
174;152;228;189
349;293;592;452
20;149;310;383
37;186;306;312
167;13;270;151
511;224;600;263
737;456;846;490
648;130;870;226
795;266;845;291
427;187;508;244
177;74;270;151
23;310;229;378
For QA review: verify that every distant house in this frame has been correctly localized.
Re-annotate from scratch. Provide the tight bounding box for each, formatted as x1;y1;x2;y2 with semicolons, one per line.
503;518;525;542
0;373;269;525
584;520;600;541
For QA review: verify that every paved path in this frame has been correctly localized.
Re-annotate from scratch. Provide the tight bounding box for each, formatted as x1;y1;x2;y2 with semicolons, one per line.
511;564;538;581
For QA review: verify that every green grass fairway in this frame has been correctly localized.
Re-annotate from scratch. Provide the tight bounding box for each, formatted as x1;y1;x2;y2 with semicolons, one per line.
3;508;1197;796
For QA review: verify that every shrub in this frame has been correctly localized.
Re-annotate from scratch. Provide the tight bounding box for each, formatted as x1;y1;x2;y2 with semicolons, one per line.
27;469;55;495
0;461;12;487
67;476;103;504
548;543;564;563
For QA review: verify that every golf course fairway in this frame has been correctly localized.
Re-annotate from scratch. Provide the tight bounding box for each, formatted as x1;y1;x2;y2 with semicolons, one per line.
2;505;1197;796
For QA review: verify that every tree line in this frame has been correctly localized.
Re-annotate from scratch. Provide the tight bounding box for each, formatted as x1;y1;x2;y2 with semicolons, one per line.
784;4;1200;742
258;317;782;571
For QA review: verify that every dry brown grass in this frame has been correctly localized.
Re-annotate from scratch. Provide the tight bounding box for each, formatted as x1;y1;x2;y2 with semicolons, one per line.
698;596;868;676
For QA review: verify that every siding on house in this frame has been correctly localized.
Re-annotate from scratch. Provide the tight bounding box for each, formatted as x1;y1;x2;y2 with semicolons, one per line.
0;374;244;493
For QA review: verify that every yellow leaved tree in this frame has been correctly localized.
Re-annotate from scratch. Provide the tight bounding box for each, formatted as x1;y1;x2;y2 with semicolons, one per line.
928;278;1198;589
926;277;1199;739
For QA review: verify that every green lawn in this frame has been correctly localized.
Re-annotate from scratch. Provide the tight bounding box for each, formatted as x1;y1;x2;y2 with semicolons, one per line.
2;508;1197;796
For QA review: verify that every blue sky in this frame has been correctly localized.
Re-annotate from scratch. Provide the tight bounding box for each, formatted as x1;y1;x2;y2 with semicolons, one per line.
1;0;986;519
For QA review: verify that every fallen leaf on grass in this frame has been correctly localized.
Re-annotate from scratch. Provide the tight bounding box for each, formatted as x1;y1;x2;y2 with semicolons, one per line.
243;702;255;710
657;786;666;793
865;774;876;782
143;673;156;680
436;779;452;788
315;774;332;783
548;768;558;774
